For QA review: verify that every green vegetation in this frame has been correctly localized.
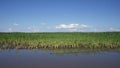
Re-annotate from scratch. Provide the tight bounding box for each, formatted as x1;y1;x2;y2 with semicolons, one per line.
0;32;120;49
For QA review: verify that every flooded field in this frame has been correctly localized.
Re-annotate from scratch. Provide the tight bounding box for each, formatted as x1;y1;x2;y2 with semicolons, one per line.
0;49;120;68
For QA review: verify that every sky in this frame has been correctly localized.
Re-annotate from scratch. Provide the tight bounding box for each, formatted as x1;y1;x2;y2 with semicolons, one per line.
0;0;120;32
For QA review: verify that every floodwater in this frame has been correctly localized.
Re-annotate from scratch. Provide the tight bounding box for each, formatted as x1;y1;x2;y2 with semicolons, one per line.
0;49;120;68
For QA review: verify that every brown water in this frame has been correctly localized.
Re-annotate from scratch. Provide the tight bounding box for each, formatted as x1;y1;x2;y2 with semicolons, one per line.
0;49;120;68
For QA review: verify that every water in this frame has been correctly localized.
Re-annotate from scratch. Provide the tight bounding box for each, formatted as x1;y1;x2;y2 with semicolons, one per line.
0;49;120;68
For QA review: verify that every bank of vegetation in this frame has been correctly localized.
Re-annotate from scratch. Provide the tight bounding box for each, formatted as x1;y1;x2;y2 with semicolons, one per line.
0;32;120;49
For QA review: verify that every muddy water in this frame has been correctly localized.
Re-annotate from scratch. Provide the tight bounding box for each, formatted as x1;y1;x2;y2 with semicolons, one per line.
0;49;120;68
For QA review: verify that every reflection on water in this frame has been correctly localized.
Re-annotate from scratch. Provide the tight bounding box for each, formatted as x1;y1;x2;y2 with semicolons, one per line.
0;49;120;68
41;48;120;55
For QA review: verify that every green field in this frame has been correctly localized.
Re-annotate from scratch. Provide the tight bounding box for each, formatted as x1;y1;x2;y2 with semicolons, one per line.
0;32;120;49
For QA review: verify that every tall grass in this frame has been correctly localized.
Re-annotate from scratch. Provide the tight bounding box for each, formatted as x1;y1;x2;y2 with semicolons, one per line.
0;32;120;49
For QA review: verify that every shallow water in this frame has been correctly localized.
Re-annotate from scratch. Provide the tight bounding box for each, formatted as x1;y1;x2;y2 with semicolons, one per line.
0;49;120;68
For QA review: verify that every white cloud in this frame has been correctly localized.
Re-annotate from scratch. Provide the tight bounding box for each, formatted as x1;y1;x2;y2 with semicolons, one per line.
40;22;46;25
8;28;12;32
56;24;89;29
27;26;40;32
13;23;19;26
33;29;40;32
55;24;89;32
56;24;78;29
27;27;31;30
46;26;51;29
68;29;77;32
80;24;88;28
110;27;120;31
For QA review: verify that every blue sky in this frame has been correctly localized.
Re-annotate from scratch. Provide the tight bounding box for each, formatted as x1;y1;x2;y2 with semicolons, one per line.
0;0;120;32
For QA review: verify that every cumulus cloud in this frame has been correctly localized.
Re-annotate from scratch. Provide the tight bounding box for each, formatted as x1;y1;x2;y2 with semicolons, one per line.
56;24;89;29
56;24;77;29
55;24;89;32
68;29;77;32
80;24;88;28
13;23;19;26
110;27;120;31
40;22;46;25
27;26;40;32
8;28;12;32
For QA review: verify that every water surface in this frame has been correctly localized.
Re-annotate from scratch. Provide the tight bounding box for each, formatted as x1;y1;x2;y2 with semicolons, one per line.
0;49;120;68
